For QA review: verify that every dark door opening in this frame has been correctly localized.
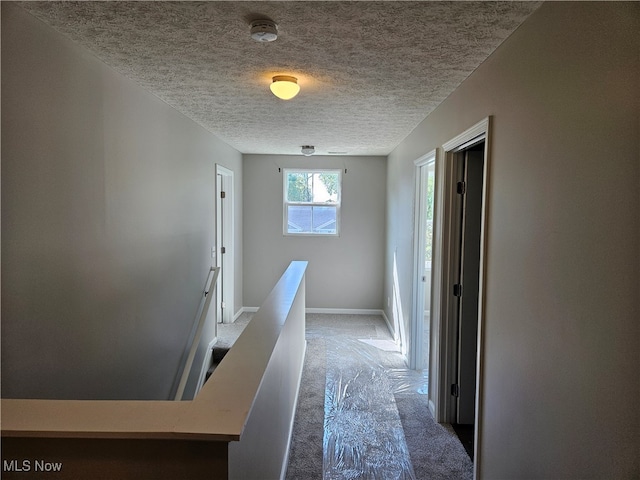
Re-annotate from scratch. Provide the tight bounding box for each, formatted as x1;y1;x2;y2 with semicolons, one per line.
451;141;484;460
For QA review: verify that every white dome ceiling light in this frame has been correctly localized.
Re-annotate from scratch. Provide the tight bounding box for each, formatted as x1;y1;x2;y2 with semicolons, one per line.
250;20;278;42
270;75;300;100
301;145;315;156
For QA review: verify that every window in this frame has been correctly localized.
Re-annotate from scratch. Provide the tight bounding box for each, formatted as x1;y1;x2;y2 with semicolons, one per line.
284;169;341;236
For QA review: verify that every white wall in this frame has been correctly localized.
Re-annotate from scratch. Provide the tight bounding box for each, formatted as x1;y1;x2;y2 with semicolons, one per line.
243;155;386;310
1;3;243;400
386;2;639;478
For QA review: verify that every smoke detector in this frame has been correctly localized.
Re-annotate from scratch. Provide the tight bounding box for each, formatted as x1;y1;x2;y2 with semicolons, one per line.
301;145;315;156
250;20;278;42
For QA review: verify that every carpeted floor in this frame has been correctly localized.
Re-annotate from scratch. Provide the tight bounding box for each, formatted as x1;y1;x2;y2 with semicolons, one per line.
217;313;473;480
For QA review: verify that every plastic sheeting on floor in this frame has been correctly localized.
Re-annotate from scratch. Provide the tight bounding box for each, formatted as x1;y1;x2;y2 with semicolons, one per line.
322;332;428;480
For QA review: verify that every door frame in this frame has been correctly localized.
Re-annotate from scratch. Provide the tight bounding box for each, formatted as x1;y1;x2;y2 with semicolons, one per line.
432;117;491;478
215;164;234;324
410;149;437;370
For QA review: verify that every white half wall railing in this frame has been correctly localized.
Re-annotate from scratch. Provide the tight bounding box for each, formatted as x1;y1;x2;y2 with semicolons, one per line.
1;261;308;480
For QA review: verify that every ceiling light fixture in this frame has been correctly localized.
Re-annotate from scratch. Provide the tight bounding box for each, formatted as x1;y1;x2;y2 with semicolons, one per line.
270;75;300;100
250;20;278;43
301;145;315;156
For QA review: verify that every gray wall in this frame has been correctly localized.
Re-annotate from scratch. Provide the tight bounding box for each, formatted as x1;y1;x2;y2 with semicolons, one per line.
386;2;639;478
1;3;243;400
243;155;386;310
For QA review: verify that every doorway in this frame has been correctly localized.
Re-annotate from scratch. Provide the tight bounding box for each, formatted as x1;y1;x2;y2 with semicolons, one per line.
428;118;490;477
215;164;234;324
450;142;484;460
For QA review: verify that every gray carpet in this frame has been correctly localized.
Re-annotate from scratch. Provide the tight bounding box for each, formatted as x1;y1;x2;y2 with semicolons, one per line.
218;313;472;479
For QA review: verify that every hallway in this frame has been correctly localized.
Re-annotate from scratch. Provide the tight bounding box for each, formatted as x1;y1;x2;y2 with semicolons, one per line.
218;313;472;479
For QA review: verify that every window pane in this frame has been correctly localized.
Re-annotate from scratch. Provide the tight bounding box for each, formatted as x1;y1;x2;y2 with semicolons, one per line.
312;206;337;234
425;167;435;262
286;173;312;202
312;172;339;203
287;205;312;233
287;205;337;234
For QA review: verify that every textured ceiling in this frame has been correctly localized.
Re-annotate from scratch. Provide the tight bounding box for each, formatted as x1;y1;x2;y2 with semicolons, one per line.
19;1;540;156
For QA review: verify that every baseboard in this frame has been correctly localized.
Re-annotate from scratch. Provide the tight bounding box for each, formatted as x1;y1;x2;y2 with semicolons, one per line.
280;340;307;480
305;307;385;315
233;307;258;321
241;307;386;316
380;309;395;338
241;307;398;347
428;398;437;419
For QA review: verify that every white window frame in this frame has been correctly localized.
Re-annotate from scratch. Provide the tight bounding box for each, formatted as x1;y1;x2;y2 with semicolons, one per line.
283;168;342;237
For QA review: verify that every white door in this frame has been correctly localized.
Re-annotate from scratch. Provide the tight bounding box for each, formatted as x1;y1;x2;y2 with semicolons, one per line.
452;145;484;425
216;173;224;324
215;165;234;324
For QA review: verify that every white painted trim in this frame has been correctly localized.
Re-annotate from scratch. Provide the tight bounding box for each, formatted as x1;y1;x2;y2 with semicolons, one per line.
380;309;395;339
241;307;260;313
428;399;437;419
442;117;490;153
429;146;447;423
233;307;249;322
414;149;437;167
242;307;387;317
279;340;307;480
244;306;395;340
216;164;235;325
305;307;385;316
473;120;492;480
411;149;437;370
